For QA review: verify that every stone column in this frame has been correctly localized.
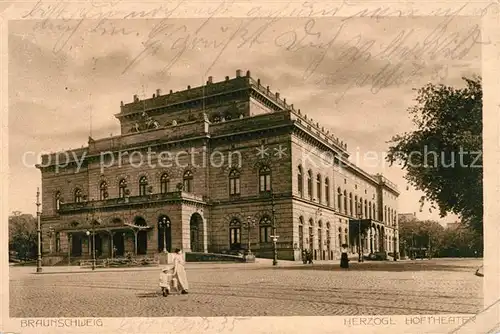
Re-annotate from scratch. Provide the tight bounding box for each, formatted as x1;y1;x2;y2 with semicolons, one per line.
182;214;191;252
67;233;72;265
202;216;208;253
109;231;114;259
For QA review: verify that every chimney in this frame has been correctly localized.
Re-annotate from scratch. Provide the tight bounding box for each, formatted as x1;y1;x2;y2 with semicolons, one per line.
225;76;229;81
133;94;138;102
257;79;261;86
207;76;213;84
246;70;251;77
275;92;280;99
187;85;191;89
156;89;161;96
120;101;124;107
266;86;270;93
153;94;156;98
170;90;173;94
236;69;242;77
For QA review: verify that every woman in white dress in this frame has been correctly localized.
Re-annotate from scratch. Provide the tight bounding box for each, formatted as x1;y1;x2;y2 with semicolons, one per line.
172;248;189;294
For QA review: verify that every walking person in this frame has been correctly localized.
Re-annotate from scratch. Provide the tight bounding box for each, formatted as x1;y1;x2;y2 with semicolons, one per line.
172;248;189;294
340;243;349;269
307;249;313;264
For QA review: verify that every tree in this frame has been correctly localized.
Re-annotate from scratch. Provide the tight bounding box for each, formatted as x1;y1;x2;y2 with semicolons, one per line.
399;216;445;258
387;77;482;234
9;211;37;261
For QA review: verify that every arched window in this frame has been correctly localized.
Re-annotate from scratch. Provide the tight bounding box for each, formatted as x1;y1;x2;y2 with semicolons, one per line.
160;173;170;194
326;222;331;250
298;216;304;250
364;200;368;219
183;170;193;192
307;170;313;199
259;216;272;243
55;232;60;252
356;198;362;217
344;228;348;245
297;166;303;197
349;193;353;216
118;179;127;198
325;177;330;206
317;220;323;251
354;195;358;216
229;169;241;195
229;219;241;250
308;218;314;250
316;174;322;202
338;227;342;247
384;206;387;223
139;176;148;196
369;202;372;219
259;166;271;192
74;188;82;203
343;190;348;214
337;188;342;211
373;204;377;221
55;191;61;211
99;181;109;200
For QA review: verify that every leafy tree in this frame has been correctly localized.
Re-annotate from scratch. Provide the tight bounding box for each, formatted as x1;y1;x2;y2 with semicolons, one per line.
9;211;37;261
387;77;482;234
399;216;445;258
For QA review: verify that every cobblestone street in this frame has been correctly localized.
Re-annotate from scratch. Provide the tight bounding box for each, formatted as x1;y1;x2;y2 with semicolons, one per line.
10;259;483;317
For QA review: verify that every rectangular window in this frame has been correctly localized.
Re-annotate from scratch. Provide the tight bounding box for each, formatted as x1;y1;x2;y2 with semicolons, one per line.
259;175;271;192
260;226;271;243
229;178;241;195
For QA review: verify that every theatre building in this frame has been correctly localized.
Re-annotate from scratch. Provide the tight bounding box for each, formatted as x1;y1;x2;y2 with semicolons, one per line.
37;69;400;264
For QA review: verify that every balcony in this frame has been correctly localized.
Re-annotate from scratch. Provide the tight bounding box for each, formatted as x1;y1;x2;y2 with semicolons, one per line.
58;191;206;213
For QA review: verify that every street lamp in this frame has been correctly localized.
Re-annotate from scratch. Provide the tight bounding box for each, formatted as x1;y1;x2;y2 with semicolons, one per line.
85;199;100;270
36;187;42;273
158;217;171;253
271;188;278;266
356;202;363;263
393;222;398;261
243;216;257;255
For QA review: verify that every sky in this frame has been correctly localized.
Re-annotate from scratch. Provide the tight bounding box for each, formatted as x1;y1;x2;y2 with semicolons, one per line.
8;16;481;224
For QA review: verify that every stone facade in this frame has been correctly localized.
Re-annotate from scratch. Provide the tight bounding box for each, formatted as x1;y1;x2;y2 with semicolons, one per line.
37;70;399;264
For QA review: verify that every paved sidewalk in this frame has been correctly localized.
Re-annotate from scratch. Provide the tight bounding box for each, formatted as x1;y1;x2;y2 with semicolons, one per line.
10;257;482;276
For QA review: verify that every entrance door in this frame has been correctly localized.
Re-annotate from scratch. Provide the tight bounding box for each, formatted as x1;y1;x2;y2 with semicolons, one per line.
71;234;82;256
137;231;148;255
94;234;102;257
113;233;125;256
190;213;203;252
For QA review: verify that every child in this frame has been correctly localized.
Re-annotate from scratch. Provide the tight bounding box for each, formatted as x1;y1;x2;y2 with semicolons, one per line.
159;265;177;297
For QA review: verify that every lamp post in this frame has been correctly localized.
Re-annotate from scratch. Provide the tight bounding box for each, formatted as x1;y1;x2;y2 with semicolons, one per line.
244;216;256;255
271;189;278;266
393;222;398;261
85;199;100;270
356;202;363;263
315;207;322;261
36;187;42;273
158;217;170;253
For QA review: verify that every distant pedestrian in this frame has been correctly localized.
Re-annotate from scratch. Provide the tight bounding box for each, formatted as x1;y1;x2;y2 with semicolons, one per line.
302;249;307;264
307;250;313;264
340;244;349;269
172;248;189;294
